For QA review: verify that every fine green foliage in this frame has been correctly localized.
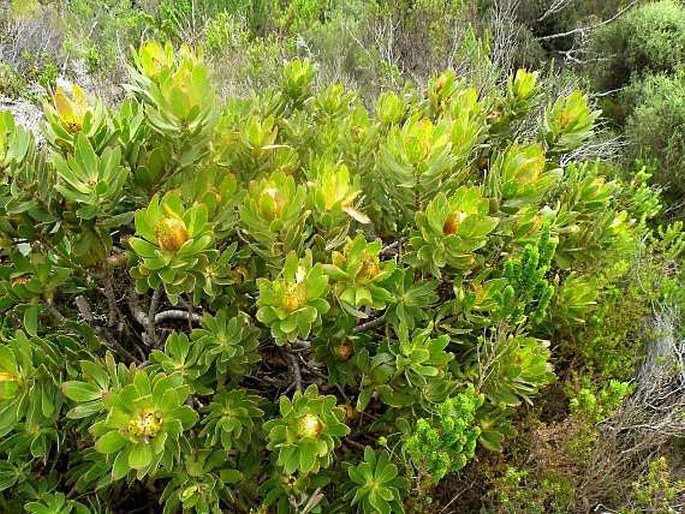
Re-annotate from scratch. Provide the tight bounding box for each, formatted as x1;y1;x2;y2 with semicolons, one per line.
627;457;685;513
0;39;677;513
402;386;483;484
592;0;685;90
623;72;685;198
589;1;685;210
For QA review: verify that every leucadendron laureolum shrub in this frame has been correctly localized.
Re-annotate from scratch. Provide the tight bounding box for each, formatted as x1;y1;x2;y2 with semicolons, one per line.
0;42;669;513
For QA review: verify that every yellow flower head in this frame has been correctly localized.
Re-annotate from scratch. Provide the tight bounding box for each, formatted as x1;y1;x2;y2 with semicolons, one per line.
443;210;467;235
155;217;189;252
283;282;307;312
53;85;91;133
297;413;322;438
127;409;163;442
258;187;286;221
333;340;354;361
137;41;174;79
356;255;381;283
0;371;16;382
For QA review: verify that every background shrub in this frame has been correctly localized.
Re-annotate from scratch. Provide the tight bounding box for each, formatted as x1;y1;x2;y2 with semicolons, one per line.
623;71;685;198
592;0;685;91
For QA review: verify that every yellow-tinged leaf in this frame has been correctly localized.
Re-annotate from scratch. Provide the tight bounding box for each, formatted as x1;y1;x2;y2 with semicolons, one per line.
54;88;75;120
71;84;88;108
343;206;371;224
53;86;90;133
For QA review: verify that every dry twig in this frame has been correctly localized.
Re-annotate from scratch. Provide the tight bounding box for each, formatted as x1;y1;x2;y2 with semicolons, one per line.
154;310;204;325
146;286;163;346
285;348;303;391
538;1;639;42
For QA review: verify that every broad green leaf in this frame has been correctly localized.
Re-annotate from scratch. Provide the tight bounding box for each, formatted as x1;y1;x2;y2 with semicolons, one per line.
62;381;102;403
128;443;152;470
23;304;39;337
96;430;128;454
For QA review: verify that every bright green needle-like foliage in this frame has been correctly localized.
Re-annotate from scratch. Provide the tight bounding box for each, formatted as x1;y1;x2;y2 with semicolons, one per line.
402;386;483;484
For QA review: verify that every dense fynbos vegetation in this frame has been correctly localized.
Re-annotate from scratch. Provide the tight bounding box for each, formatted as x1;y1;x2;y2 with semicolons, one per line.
0;1;684;513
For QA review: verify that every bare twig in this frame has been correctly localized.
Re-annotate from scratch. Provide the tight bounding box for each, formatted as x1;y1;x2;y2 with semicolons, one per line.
105;252;127;268
381;238;405;259
126;292;148;326
556;49;584;65
284;349;303;391
381;240;400;255
250;374;283;387
537;0;574;23
104;335;141;364
490;0;522;74
290;339;313;354
300;488;324;514
46;303;65;323
538;1;639;42
353;316;386;333
154;310;204;325
146;286;163;346
562;129;625;164
344;438;366;450
591;87;625;98
75;295;94;323
99;270;120;327
77;297;141;363
300;357;328;383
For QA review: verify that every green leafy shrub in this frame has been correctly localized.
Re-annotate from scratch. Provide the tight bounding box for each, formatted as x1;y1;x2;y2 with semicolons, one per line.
200;389;264;452
264;384;350;476
87;369;198;480
0;41;665;512
347;446;408;514
623;72;685;198
130;191;215;302
485;464;574;514
402;386;483;485
0;64;28;99
592;0;685;91
627;456;685;513
256;250;330;344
